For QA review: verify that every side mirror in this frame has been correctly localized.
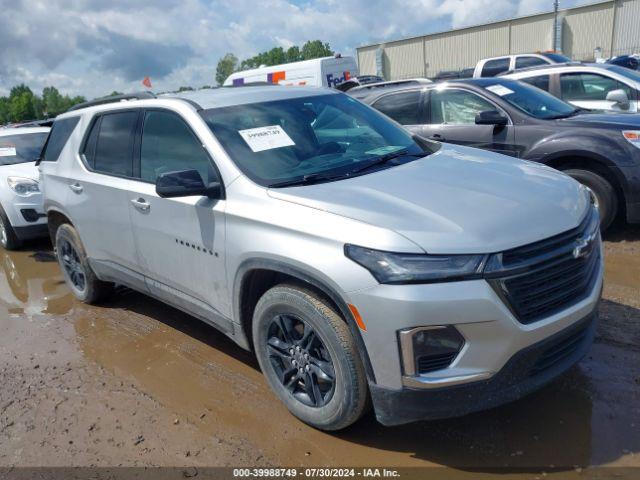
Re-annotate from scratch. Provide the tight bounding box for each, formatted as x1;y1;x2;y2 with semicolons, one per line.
606;89;630;109
475;110;508;126
156;169;222;199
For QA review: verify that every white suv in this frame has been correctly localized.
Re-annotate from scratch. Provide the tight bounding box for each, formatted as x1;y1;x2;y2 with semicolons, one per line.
40;88;602;430
0;125;50;249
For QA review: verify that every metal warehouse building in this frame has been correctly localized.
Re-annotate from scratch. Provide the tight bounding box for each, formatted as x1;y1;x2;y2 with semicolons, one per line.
357;0;640;80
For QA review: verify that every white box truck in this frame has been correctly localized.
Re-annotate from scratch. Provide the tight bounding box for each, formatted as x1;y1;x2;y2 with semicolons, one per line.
224;55;358;88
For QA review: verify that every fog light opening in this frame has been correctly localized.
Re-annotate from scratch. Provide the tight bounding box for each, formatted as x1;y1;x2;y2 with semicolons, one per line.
399;325;464;376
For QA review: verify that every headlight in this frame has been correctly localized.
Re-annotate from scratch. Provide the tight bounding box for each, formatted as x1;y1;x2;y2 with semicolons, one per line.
7;177;39;196
622;130;640;149
344;244;486;284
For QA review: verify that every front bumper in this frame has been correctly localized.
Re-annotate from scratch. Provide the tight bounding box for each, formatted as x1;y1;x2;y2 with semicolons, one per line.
369;311;596;426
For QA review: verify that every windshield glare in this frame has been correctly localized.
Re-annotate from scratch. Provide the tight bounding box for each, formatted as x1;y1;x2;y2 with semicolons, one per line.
202;93;431;186
0;132;49;166
607;65;640;83
485;81;576;119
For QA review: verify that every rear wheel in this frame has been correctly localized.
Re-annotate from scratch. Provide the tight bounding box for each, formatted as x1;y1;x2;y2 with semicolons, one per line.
563;169;617;230
55;224;113;303
253;284;368;431
0;207;22;251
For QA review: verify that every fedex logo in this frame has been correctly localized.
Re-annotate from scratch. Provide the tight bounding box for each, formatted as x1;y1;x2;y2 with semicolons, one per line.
326;71;351;88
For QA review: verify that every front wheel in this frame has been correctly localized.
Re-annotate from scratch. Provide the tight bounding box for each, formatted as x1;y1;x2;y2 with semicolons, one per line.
55;224;113;303
563;169;618;230
0;206;22;251
253;284;368;431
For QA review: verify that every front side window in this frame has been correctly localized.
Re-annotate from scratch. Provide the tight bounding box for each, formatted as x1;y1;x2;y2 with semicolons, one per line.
0;132;49;166
372;90;422;124
201;93;434;186
515;56;548;69
140;110;216;184
521;75;551;92
41;117;80;162
560;72;632;101
481;58;510;77
83;111;137;177
429;89;495;124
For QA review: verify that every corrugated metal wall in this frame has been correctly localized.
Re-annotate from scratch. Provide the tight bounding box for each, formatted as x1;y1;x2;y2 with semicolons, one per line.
613;0;640;55
357;0;640;80
562;1;614;59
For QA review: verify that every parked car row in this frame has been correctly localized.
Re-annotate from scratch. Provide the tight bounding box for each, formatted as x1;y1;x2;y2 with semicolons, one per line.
0;81;604;431
350;75;640;230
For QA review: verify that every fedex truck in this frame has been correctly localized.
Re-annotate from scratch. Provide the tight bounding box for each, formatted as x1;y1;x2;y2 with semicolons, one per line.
223;55;358;89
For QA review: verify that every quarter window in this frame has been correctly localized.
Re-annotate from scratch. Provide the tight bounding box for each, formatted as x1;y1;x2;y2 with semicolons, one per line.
41;117;80;162
83;111;137;177
372;91;422;125
140;110;216;184
560;73;632;101
429;89;496;124
481;58;510;77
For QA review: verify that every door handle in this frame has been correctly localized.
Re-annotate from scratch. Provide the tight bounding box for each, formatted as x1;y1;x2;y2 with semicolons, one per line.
69;182;83;194
429;134;445;141
130;198;150;212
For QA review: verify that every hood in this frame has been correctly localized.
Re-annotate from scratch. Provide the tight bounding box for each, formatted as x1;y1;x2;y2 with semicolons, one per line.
268;145;589;254
559;112;640;130
0;161;39;180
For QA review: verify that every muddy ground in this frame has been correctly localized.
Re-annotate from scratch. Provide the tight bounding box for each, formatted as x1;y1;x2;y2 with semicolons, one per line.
0;226;638;473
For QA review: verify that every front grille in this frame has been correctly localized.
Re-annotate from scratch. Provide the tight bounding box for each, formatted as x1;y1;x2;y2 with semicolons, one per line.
417;352;457;374
529;320;591;376
489;208;601;324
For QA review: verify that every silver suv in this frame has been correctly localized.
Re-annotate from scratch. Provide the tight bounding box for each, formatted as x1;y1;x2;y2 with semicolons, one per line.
40;87;603;430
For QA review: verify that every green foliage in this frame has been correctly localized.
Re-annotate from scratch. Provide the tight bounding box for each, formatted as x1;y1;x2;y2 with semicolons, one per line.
215;53;239;86
177;86;194;92
215;40;335;84
0;84;86;124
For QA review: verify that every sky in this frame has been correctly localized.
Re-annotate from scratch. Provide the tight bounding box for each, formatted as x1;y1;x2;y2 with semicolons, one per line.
0;0;594;99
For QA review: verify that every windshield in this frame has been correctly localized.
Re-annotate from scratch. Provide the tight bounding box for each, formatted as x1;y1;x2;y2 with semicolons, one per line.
483;81;577;119
201;93;434;186
0;132;49;166
607;65;640;83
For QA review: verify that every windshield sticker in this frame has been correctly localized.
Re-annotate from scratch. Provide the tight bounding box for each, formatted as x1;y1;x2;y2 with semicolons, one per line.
365;146;406;156
238;125;295;153
0;147;17;157
486;84;514;96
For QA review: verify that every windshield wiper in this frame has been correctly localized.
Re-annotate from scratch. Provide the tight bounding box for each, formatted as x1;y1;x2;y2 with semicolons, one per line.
268;173;344;188
351;150;428;174
551;108;585;119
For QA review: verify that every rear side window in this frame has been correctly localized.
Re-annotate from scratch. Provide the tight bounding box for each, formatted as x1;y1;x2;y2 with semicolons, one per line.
515;56;548;69
560;72;632;101
41;117;80;162
481;58;510;77
521;75;551;92
83;111;137;177
0;132;49;165
372;91;422;124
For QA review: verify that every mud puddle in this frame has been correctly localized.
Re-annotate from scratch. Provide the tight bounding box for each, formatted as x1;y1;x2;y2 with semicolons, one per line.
0;236;638;469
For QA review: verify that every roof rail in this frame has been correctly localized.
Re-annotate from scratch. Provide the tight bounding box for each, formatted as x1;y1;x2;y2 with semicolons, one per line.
67;92;157;112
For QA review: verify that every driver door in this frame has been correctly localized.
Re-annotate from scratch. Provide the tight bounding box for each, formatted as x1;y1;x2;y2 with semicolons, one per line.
421;87;518;156
126;109;231;331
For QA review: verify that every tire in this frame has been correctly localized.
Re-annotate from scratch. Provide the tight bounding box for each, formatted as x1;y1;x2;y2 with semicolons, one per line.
563;169;618;230
253;283;368;431
55;223;113;303
0;206;22;251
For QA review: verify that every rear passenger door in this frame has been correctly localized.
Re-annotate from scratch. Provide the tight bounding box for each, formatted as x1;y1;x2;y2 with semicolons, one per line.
421;87;517;156
70;110;144;288
125;109;230;331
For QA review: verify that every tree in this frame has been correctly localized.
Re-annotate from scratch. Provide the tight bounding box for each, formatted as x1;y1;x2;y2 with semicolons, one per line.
0;97;9;125
301;40;333;60
215;53;239;86
43;86;65;116
286;46;302;63
8;84;36;122
177;86;194;92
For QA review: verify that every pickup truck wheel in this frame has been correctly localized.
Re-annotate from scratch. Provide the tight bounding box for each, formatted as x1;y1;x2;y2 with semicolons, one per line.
55;224;113;303
253;284;368;431
564;169;617;230
0;208;21;251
